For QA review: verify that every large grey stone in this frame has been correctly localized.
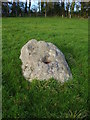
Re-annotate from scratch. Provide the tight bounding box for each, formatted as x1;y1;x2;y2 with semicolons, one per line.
20;39;72;83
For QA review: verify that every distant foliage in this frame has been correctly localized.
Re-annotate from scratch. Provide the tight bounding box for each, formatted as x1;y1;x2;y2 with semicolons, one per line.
2;1;90;18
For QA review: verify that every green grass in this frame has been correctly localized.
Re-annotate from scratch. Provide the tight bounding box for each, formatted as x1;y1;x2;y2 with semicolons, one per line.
2;17;88;119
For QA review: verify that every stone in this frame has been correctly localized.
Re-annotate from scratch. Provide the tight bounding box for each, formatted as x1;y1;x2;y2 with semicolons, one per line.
20;39;72;83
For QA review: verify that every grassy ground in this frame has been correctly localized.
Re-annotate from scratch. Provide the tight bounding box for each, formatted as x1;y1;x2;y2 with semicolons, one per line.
2;17;88;119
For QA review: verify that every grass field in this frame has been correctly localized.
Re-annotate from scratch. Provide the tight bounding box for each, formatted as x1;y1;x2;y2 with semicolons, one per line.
2;17;88;119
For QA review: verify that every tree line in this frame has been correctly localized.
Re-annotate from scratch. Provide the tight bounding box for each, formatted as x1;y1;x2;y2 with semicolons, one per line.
2;0;90;18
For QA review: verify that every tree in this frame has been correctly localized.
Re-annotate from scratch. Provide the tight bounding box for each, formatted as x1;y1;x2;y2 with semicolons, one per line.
70;2;75;18
41;1;44;16
61;1;65;18
2;2;8;16
80;2;88;18
38;0;41;13
12;0;16;16
41;0;47;17
2;2;9;17
17;0;21;16
76;2;80;17
45;2;47;17
83;2;89;18
19;2;25;17
47;2;54;16
80;1;87;17
6;2;9;16
66;1;70;18
54;2;61;16
25;0;27;15
29;0;31;16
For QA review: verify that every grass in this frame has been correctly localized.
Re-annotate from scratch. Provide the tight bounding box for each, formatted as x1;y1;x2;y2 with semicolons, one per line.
2;17;88;119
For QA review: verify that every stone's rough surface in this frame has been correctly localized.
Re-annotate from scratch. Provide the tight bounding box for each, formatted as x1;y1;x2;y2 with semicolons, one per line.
20;39;72;82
